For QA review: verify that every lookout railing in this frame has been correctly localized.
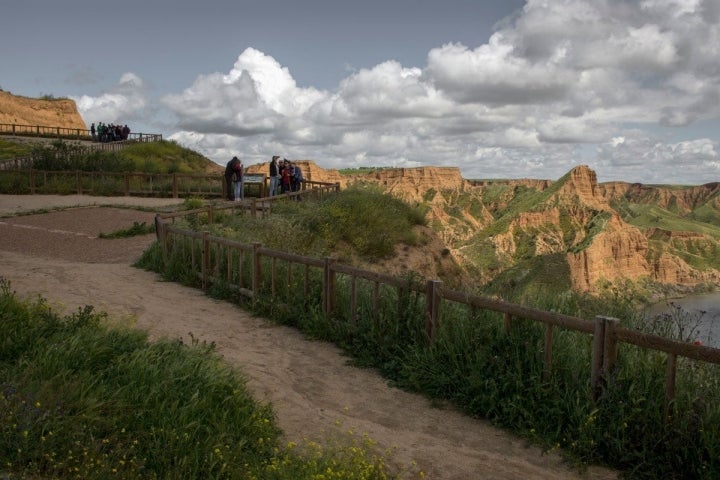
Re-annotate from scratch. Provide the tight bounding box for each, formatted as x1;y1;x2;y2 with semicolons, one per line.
0;122;162;143
154;198;720;424
0;166;336;199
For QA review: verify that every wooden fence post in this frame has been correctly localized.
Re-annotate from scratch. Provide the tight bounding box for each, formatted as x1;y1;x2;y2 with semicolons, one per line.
591;316;607;400
425;280;442;343
172;173;178;198
76;171;81;194
252;242;262;298
350;276;358;324
323;257;336;315
664;353;677;424
543;324;554;382
602;317;619;378
201;231;210;291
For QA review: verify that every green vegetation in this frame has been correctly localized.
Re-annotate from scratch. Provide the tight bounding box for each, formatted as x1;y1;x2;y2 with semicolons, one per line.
484;253;572;300
28;139;216;174
98;221;156;239
178;184;428;263
139;212;720;478
620;203;720;238
338;167;391;176
568;211;613;253
0;140;223;197
0;278;397;479
117;141;217;173
0;139;32;160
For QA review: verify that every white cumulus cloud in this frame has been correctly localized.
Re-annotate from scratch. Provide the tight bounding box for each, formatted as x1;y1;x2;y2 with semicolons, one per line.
159;1;720;185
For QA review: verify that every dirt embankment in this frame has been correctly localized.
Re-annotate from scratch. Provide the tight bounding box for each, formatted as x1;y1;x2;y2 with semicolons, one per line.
0;90;87;129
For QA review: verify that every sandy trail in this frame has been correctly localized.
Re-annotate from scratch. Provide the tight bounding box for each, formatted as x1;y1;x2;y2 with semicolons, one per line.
0;195;617;480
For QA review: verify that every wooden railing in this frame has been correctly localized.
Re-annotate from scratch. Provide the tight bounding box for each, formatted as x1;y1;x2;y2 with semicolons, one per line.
0;167;339;201
155;201;720;423
0;122;162;143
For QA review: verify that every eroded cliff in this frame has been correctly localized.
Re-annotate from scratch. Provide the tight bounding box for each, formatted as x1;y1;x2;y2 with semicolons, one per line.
0;91;87;130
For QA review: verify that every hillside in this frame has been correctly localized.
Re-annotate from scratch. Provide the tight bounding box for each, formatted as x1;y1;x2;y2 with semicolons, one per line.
0;90;86;130
248;160;720;298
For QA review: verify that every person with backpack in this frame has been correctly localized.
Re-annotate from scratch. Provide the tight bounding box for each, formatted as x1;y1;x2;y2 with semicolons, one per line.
224;156;240;200
233;158;244;201
292;161;303;193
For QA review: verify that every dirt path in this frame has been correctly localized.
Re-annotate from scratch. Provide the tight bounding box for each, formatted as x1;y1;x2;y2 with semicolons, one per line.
0;195;618;480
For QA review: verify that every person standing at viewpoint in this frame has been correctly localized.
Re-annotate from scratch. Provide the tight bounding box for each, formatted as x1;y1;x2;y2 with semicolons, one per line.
225;156;240;200
233;158;244;201
269;155;280;196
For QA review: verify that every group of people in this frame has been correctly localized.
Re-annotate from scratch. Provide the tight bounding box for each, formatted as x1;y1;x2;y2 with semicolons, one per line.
224;155;305;201
90;122;131;142
268;155;304;196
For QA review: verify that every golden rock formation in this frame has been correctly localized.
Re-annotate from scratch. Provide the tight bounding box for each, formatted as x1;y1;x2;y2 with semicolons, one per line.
0;91;87;130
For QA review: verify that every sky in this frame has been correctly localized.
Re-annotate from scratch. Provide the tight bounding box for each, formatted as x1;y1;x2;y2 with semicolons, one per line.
2;0;719;185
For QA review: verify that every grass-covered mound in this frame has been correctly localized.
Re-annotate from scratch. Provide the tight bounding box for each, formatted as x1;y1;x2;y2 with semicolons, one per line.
27;139;220;174
181;184;428;263
0;278;396;480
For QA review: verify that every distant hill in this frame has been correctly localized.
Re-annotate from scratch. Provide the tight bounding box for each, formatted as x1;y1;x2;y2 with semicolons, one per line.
0;90;87;130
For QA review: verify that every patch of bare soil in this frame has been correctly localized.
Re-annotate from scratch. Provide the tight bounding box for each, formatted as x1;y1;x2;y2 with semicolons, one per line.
0;195;618;480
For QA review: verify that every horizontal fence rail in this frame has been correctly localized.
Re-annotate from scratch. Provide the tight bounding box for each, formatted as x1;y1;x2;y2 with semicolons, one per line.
0;122;162;143
0;166;340;201
154;197;720;423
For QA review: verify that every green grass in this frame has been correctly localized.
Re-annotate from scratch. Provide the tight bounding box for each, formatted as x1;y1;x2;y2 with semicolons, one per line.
26;139;216;174
139;189;720;478
98;221;156;239
187;184;428;263
622;204;720;238
0;278;398;480
0;139;32;160
338;167;391;176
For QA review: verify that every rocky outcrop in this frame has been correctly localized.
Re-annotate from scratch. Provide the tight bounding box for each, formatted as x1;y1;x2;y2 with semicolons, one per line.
567;215;650;291
0;91;87;130
555;165;612;211
600;181;720;214
351;167;466;203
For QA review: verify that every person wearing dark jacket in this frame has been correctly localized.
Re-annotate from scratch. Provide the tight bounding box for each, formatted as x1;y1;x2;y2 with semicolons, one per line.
225;156;240;200
269;155;280;196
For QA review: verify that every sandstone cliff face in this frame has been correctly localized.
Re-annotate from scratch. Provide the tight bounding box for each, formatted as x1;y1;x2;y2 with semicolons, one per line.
351;166;466;203
563;168;720;292
555;165;612;211
473;165;720;293
600;181;720;214
0;91;87;130
567;214;650;291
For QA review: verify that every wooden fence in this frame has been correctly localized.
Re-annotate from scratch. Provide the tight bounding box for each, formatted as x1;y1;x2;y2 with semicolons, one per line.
0;122;162;143
0;167;336;200
155;199;720;423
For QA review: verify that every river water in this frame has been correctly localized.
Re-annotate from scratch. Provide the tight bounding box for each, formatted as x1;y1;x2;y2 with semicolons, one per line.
644;292;720;348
